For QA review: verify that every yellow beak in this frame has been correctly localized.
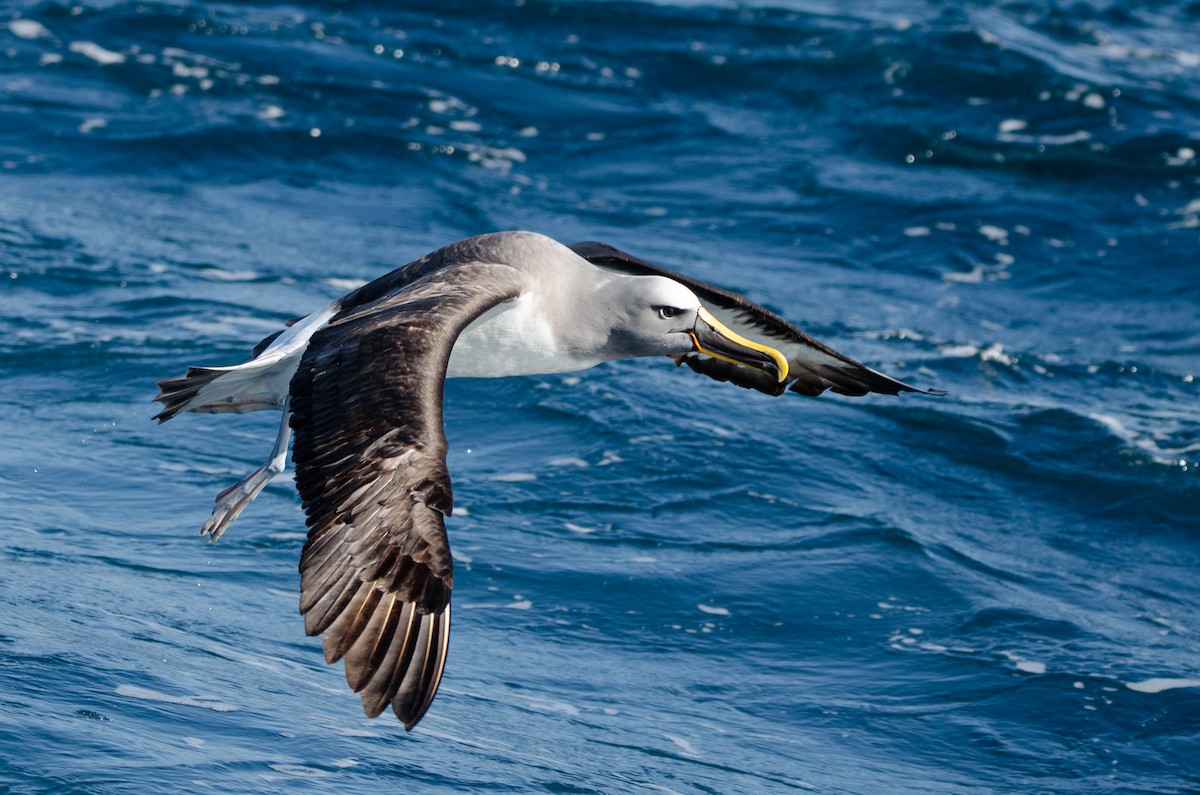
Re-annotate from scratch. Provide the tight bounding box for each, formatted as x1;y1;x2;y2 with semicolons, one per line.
690;306;790;383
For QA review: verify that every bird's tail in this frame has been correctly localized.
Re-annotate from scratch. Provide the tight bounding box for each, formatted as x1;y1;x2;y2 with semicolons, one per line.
153;363;283;423
154;307;336;423
154;367;227;422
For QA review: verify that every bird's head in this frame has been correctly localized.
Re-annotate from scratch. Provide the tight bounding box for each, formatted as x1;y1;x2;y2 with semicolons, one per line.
598;275;789;382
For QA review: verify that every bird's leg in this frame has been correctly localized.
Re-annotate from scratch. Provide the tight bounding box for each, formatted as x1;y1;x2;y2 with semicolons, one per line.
201;401;292;543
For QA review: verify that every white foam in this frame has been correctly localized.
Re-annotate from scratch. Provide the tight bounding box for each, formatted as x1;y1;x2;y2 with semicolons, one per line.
9;19;49;39
116;684;237;712
1126;678;1200;694
69;41;126;65
461;143;526;172
940;344;979;358
979;343;1016;366
998;121;1091;146
549;457;589;468
459;598;532;611
199;267;258;281
698;604;730;616
429;96;473;115
1038;130;1091;145
490;472;536;483
942;264;986;283
695;421;736;438
1001;650;1046;675
1165;147;1195;166
663;733;700;757
1090;412;1200;466
979;225;1009;244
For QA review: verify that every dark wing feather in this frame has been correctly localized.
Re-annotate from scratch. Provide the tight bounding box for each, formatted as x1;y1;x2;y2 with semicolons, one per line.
569;241;944;398
289;262;521;730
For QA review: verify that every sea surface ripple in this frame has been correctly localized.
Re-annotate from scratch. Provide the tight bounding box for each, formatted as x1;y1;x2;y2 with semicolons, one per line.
1;1;1198;793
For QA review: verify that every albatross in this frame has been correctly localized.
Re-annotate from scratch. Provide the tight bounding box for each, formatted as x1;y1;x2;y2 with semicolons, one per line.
154;230;941;730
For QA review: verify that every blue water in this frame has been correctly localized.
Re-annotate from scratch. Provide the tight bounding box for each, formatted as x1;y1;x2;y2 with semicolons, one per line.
2;0;1199;792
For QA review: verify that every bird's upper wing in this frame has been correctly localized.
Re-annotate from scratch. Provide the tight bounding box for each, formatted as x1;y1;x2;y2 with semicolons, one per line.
253;236;521;359
570;241;943;398
289;261;522;730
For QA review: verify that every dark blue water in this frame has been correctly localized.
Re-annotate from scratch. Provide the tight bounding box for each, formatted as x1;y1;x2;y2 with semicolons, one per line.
2;1;1199;792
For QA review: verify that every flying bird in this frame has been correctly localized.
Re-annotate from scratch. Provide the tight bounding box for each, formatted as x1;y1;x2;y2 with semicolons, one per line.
154;231;941;730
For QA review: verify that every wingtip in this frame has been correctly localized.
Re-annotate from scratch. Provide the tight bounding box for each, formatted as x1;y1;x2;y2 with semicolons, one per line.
390;694;427;731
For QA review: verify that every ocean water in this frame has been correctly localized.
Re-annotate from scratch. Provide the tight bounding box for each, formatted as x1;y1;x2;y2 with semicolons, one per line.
2;0;1199;792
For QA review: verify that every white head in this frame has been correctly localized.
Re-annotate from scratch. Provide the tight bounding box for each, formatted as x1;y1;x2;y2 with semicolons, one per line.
593;275;704;358
587;275;789;386
514;236;788;380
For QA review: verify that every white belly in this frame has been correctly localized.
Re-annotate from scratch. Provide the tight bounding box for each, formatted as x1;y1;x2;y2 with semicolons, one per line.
446;296;602;378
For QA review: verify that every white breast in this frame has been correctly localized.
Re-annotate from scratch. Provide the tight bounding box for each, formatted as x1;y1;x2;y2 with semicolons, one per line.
446;295;604;378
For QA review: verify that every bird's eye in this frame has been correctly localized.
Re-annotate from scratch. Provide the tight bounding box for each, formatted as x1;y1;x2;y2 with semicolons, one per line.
655;306;682;320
